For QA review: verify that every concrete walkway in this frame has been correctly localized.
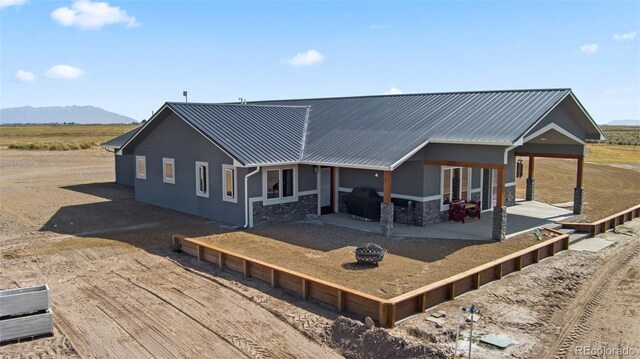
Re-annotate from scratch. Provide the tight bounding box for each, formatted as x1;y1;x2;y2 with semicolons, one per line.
318;200;574;241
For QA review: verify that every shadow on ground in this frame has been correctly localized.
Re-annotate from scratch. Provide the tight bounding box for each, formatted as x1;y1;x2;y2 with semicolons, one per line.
40;183;349;321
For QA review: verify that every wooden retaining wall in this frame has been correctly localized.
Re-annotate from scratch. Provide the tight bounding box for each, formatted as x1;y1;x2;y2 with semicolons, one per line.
172;230;569;328
561;204;640;237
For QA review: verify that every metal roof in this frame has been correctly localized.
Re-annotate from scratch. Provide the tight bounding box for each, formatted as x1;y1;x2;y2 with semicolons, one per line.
116;88;597;170
252;88;572;168
100;126;141;149
167;103;309;165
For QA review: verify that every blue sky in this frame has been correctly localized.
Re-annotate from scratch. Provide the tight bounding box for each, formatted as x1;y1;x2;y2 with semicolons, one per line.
1;0;639;123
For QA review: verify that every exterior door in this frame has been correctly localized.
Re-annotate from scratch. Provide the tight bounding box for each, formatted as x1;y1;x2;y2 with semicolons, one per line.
320;167;334;214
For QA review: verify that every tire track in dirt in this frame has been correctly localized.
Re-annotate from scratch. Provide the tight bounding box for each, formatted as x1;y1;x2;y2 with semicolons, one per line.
110;271;269;359
543;242;640;359
165;257;333;343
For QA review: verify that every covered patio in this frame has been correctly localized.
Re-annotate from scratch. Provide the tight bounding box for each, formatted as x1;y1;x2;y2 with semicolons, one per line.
319;200;573;241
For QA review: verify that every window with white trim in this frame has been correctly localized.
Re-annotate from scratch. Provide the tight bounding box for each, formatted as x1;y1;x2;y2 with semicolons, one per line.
195;161;209;197
222;164;237;203
441;167;470;208
163;158;175;184
136;155;146;179
263;166;297;204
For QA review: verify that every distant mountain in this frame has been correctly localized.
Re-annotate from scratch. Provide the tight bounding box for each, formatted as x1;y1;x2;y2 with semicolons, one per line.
607;119;640;126
0;105;136;124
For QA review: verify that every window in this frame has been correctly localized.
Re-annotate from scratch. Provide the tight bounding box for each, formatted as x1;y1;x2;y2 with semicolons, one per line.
222;164;237;203
263;166;297;204
195;161;209;197
136;156;146;179
441;167;470;208
163;158;175;184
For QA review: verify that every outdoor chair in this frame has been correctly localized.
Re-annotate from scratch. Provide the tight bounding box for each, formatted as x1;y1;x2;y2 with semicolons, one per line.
448;199;467;223
466;200;481;220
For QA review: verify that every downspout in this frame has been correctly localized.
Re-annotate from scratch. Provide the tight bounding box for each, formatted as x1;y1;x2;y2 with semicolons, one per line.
244;166;261;228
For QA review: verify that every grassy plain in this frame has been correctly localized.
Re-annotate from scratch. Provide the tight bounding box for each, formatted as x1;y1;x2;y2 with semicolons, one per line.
585;143;640;164
598;125;640;146
0;124;139;149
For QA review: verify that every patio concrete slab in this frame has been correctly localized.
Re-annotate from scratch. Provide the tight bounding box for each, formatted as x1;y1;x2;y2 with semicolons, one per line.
570;237;615;252
318;201;574;241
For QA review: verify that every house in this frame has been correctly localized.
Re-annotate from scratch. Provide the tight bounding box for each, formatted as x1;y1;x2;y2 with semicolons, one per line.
104;89;604;241
101;126;141;186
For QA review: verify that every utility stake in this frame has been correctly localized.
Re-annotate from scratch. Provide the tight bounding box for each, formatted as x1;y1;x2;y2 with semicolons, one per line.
468;304;477;359
454;306;467;357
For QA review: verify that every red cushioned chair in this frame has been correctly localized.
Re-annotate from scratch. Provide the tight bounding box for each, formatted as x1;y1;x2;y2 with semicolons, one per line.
449;199;466;223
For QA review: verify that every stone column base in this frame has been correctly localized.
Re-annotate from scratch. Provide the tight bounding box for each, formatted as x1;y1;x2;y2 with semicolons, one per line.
492;206;507;241
573;187;584;214
525;178;536;201
380;202;394;236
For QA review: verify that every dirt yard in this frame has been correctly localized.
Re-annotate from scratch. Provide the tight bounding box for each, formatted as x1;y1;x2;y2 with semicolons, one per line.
1;149;639;358
0;149;341;358
391;219;640;359
193;226;556;299
515;157;640;221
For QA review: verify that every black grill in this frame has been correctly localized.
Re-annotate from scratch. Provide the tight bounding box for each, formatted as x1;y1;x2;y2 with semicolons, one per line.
344;188;382;220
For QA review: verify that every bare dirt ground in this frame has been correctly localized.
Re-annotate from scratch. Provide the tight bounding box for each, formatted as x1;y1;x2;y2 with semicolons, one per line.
195;225;556;299
515;157;640;221
0;149;341;358
392;220;640;358
1;149;639;359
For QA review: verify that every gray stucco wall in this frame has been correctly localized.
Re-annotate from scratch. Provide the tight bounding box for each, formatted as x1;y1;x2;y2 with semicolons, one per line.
410;143;508;164
529;97;590;140
515;143;585;156
339;160;425;197
299;165;317;192
423;164;441;196
338;167;383;191
115;153;135;186
132;113;246;227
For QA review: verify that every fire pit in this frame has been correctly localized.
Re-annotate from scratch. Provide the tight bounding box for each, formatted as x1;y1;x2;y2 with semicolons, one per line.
353;243;387;265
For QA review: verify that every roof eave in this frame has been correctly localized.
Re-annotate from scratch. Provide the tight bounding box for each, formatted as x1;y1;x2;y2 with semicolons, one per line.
566;91;606;140
117;103;170;155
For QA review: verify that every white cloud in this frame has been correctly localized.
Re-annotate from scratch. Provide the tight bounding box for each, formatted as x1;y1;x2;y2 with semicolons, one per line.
0;0;27;9
384;87;403;95
51;0;139;29
613;31;637;41
45;65;85;79
370;24;391;30
603;86;635;96
15;70;36;82
580;43;599;54
282;49;324;67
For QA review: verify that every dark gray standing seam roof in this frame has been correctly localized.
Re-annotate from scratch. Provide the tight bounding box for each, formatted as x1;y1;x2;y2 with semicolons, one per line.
117;89;583;170
253;89;571;169
167;103;309;166
100;126;141;149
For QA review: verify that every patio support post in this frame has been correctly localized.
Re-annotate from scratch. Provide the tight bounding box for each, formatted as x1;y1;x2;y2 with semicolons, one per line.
573;156;584;214
526;156;535;201
492;165;507;241
380;170;394;236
